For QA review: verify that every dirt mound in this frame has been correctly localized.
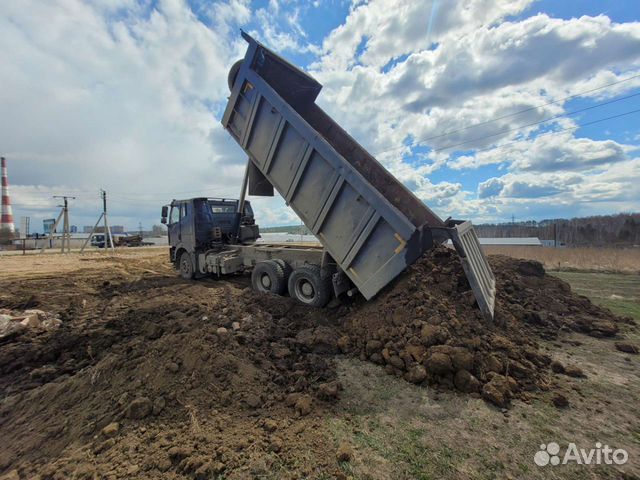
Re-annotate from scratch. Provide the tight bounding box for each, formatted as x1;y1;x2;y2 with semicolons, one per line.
328;247;628;406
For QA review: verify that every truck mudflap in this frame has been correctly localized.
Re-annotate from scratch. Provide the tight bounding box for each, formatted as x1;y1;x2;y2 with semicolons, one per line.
446;220;496;321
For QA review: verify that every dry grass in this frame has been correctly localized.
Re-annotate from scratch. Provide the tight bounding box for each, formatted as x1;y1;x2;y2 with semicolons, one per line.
484;246;640;273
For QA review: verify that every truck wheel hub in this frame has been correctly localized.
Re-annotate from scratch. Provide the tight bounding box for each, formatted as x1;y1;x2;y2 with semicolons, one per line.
300;281;314;297
260;274;272;289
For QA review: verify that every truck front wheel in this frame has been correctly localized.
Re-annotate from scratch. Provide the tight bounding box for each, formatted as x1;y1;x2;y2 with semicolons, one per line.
288;265;331;307
178;251;195;280
251;260;287;295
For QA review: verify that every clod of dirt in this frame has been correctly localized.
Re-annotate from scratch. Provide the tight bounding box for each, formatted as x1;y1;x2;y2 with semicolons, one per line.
517;260;545;277
101;422;119;438
405;364;428;384
550;360;566;374
615;342;639;354
294;395;313;416
166;361;179;373
168;446;193;461
126;397;153;419
336;441;353;462
337;335;351;353
481;375;514;407
262;419;278;432
93;438;116;455
318;381;341;399
421;324;449;346
552;394;570;408
152;396;166;415
454;369;480;393
145;323;164;340
424;351;454;376
296;326;339;354
244;393;263;409
564;365;586;378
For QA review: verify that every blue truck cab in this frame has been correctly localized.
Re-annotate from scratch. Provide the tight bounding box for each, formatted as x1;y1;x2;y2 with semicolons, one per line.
162;197;259;278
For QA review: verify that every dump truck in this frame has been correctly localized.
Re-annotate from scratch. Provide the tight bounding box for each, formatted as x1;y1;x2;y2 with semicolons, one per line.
163;32;496;319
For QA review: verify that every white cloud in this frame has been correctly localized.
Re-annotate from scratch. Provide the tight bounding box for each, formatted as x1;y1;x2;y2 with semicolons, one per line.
249;1;320;55
313;10;640;156
307;2;640;222
317;0;534;71
472;159;640;220
452;131;633;171
0;0;249;229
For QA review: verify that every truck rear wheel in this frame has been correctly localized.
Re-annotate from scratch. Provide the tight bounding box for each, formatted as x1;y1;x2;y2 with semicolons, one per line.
179;251;195;280
273;259;292;281
251;260;287;295
288;265;331;307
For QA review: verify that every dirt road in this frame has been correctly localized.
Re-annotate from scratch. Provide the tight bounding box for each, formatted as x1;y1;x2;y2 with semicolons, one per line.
0;249;638;479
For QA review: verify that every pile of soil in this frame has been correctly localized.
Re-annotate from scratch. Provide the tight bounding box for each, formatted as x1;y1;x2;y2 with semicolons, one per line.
0;248;631;478
320;247;630;407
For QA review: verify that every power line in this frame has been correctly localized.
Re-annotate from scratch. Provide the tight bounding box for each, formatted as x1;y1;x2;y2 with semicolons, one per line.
432;91;640;153
107;188;241;200
458;107;640;156
374;72;640;155
14;188;234;202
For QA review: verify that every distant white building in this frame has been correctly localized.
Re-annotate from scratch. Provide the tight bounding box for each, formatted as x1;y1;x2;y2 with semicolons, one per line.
447;237;542;247
478;237;542;246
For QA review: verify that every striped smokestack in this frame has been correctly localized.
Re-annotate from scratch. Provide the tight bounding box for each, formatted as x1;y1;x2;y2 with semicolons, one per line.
1;157;15;234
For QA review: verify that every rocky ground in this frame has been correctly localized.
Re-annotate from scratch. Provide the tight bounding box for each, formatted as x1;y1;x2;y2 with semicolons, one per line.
0;248;637;479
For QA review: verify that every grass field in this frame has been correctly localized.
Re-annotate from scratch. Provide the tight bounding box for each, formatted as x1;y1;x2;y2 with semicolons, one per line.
553;271;640;322
484;246;640;273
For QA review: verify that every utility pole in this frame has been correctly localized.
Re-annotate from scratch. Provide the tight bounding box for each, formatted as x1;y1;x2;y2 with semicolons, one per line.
138;221;143;238
81;190;115;253
40;196;75;254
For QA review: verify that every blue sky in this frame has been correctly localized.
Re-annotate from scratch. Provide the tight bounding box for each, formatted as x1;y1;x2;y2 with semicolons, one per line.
1;0;639;232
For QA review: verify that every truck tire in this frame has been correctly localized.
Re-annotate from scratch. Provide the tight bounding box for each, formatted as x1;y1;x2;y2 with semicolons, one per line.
273;259;292;281
288;265;331;307
251;260;287;295
178;251;195;280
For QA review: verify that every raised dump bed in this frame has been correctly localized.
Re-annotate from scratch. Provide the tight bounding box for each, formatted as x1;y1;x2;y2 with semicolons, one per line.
222;32;496;320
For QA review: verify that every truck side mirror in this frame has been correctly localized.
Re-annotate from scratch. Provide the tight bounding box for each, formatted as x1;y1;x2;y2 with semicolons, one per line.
161;206;168;224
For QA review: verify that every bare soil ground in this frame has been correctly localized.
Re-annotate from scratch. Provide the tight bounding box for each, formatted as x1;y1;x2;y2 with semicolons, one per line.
0;248;638;479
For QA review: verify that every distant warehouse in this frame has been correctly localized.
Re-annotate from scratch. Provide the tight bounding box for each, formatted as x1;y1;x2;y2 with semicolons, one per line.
447;237;542;247
478;237;542;246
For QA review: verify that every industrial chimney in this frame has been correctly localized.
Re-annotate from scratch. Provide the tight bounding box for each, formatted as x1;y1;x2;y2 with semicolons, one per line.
1;157;16;237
